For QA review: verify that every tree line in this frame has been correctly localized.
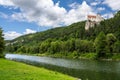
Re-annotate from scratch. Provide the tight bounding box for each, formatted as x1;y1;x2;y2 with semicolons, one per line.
6;32;120;59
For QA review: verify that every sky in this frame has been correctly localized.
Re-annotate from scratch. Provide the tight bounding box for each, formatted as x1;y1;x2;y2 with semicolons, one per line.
0;0;120;40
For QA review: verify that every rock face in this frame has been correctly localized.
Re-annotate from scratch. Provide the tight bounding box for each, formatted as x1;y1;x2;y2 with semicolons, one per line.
85;14;104;30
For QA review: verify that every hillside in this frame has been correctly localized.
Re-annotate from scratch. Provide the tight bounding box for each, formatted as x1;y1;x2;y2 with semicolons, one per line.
7;21;85;44
5;11;120;59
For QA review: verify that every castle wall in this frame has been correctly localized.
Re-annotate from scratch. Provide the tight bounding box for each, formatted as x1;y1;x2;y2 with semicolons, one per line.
85;14;104;30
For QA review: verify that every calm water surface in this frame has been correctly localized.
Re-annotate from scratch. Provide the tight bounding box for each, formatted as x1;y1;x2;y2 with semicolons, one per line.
5;54;120;80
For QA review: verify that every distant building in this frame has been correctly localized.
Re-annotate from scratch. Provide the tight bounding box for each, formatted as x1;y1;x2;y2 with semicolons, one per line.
85;14;104;30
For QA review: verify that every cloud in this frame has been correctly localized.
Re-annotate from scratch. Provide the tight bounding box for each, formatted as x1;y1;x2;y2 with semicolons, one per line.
4;31;22;40
4;29;36;40
0;0;94;27
0;0;14;6
11;0;67;27
102;13;114;19
68;2;80;9
64;1;94;25
90;2;98;6
23;29;36;34
11;13;26;21
0;12;8;19
97;7;105;11
103;0;120;10
90;0;102;6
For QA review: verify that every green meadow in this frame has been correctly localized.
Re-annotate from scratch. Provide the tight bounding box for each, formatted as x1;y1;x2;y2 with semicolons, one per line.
0;59;76;80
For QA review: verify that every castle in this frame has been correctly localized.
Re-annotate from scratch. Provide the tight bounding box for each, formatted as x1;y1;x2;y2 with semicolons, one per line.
85;14;104;30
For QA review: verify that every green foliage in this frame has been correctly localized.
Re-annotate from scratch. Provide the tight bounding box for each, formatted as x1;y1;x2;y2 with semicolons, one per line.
106;33;117;54
0;28;5;58
75;40;94;53
40;40;50;53
113;41;120;53
95;32;106;58
112;54;120;60
80;53;97;59
49;41;61;54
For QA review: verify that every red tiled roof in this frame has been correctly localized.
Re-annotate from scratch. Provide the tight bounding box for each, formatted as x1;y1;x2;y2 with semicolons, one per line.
88;15;96;18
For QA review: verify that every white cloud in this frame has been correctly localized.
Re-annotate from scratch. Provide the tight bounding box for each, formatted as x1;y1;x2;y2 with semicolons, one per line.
11;13;26;21
23;29;36;34
4;31;22;40
0;0;94;27
68;2;80;9
64;1;94;25
90;0;102;6
4;29;36;40
97;7;105;11
90;2;98;6
102;13;114;19
104;0;120;10
11;0;67;27
0;12;8;19
0;0;14;6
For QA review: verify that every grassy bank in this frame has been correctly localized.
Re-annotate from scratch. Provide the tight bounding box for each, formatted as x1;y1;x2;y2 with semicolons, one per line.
34;52;120;61
0;59;76;80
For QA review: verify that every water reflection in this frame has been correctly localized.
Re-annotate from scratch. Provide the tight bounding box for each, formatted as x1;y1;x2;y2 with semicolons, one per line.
5;54;120;80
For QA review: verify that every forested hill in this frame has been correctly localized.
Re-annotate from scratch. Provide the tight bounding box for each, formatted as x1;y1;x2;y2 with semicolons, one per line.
6;11;120;58
8;21;85;44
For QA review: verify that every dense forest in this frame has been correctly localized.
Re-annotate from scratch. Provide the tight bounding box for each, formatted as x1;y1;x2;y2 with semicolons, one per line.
5;11;120;59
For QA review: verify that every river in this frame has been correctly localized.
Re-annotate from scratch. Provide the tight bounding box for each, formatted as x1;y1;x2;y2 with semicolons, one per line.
5;54;120;80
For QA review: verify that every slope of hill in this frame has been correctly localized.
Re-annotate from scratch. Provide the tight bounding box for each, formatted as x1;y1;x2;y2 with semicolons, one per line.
5;11;120;59
7;21;85;44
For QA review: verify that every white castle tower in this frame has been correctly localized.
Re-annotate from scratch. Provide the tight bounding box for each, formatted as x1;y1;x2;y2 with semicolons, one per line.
85;14;104;30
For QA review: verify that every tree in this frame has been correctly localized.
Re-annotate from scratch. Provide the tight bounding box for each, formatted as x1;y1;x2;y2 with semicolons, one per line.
106;33;117;54
0;28;5;58
95;32;106;58
49;41;61;54
40;41;50;53
113;41;120;53
75;39;94;53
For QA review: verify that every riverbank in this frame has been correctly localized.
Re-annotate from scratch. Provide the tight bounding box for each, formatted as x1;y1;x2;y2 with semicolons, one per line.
33;53;120;61
0;59;76;80
7;52;120;61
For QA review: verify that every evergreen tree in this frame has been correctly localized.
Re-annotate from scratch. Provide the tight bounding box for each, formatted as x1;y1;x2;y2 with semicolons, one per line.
95;32;106;58
0;28;5;58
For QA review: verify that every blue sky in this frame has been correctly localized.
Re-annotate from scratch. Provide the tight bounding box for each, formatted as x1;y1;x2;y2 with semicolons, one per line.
0;0;120;40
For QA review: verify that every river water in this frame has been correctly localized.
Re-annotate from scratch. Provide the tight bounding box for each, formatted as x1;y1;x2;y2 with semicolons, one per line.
5;54;120;80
